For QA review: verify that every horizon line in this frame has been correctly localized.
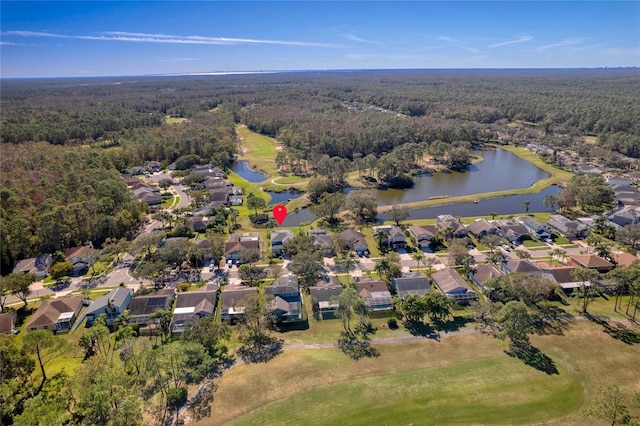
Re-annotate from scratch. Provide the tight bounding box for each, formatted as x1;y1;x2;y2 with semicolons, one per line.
2;66;638;80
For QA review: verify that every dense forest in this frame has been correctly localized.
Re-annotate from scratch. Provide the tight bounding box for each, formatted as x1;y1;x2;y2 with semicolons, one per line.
1;69;639;272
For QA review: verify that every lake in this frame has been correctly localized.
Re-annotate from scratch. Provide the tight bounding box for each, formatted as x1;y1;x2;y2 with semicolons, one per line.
280;148;556;226
231;161;267;182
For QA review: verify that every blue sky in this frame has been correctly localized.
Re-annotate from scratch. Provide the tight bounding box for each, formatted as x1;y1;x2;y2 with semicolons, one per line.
1;1;639;77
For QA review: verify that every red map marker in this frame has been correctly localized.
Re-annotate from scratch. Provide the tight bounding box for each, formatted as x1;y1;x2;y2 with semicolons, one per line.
273;205;288;226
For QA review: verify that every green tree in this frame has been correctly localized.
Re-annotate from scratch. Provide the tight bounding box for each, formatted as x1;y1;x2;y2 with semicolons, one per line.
329;287;360;334
22;330;68;392
316;192;345;224
0;335;35;424
181;317;231;359
571;268;600;313
387;205;410;226
345;190;378;224
3;273;36;307
522;200;531;213
424;292;453;322
398;294;428;323
150;308;173;342
582;385;635;426
496;301;533;347
247;192;267;216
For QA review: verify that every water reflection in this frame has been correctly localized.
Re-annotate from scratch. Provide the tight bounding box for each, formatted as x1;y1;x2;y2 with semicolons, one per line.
230;161;267;182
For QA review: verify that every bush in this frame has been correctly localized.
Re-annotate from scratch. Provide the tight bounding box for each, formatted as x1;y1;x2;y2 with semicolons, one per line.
387;318;399;329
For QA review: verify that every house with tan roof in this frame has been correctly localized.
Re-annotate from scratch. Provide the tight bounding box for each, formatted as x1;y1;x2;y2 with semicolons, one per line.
357;278;392;311
26;295;84;333
0;312;16;334
614;252;638;267
431;268;477;303
502;259;544;277
408;225;437;250
570;254;614;273
469;264;504;289
225;233;260;264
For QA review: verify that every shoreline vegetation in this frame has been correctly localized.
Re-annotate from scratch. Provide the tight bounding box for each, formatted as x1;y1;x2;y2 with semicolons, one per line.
234;125;572;218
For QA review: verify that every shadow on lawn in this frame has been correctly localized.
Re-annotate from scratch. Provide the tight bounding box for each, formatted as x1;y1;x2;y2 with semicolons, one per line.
505;343;559;375
404;320;441;340
338;331;380;360
434;316;473;333
237;336;284;363
532;304;575;336
586;314;640;345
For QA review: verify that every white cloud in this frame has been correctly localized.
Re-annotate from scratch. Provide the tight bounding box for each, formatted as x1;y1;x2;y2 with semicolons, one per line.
437;36;480;54
2;30;343;48
344;33;382;46
537;38;585;50
488;36;533;48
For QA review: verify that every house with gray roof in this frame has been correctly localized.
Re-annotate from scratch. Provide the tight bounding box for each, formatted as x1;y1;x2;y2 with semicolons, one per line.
519;216;553;239
309;276;343;319
547;214;590;238
13;254;52;278
608;207;640;227
171;284;219;334
271;229;294;256
502;259;544;277
84;287;133;327
392;273;432;298
308;229;335;257
372;225;407;250
265;275;302;321
129;288;175;327
338;229;369;257
220;286;258;322
467;219;499;239
437;215;468;238
431;268;477;303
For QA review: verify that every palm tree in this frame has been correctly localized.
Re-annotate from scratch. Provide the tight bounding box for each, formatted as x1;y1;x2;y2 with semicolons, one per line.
411;251;425;272
423;256;440;279
551;248;567;265
522;200;531;213
490;212;498;220
374;258;390;279
374;229;390;251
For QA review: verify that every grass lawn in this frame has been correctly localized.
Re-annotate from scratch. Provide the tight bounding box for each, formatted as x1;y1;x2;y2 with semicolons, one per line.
202;320;640;426
522;239;547;249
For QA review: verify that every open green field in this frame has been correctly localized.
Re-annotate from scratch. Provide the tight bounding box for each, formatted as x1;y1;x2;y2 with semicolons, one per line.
200;320;640;426
165;116;189;124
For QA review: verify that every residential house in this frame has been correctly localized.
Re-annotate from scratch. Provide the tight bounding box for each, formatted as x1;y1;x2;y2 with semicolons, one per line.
265;275;303;321
171;284;219;333
0;312;16;334
194;238;215;262
271;229;294;256
469;264;504;289
220;286;258;321
437;215;468;238
519;216;553;240
502;259;544;277
84;287;133;327
547;214;590;238
338;229;369;257
542;266;583;293
147;161;162;173
191;217;207;233
431;268;477;303
308;229;335;257
191;164;224;178
372;225;407;250
467;219;500;239
64;246;91;276
26;295;84;333
408;225;437;250
357;278;393;311
570;254;614;273
128;288;175;327
12;254;52;278
309;276;343;319
208;190;229;207
608;207;640;227
392;273;432;298
614;252;638;267
493;220;529;244
225;233;260;265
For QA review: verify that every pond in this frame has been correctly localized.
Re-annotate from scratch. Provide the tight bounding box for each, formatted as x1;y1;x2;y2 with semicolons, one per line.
373;148;550;205
279;148;557;227
267;190;305;205
230;161;267;182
